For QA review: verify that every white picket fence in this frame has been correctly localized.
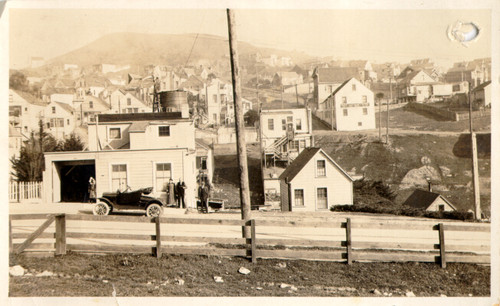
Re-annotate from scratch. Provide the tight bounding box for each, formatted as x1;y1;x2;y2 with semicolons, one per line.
9;181;43;202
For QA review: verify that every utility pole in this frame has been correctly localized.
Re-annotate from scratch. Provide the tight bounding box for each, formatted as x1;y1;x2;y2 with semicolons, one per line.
281;80;284;109
378;95;382;141
468;82;481;220
256;65;260;113
227;9;251;236
386;77;392;144
295;83;299;106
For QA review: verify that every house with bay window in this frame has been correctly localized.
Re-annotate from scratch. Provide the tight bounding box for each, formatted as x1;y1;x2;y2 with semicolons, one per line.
42;101;76;139
43;110;211;207
279;147;353;212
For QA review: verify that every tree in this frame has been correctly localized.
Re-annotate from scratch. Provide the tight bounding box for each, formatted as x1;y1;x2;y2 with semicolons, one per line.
10;133;44;181
59;133;85;151
244;109;259;127
9;70;29;91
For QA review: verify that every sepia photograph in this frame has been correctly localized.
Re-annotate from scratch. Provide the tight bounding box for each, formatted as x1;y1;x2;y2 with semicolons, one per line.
3;0;498;304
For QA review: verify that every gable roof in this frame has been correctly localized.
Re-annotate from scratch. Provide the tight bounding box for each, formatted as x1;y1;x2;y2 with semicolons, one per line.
314;67;361;84
330;78;355;97
11;89;47;106
279;147;353;182
472;80;491;92
55;102;75;113
403;189;456;210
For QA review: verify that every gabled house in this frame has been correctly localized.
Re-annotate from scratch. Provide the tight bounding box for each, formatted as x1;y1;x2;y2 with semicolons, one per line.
396;70;437;102
318;78;376;131
403;189;457;212
9;89;48;135
43;102;76;139
43;110;210;206
279;147;353;211
272;71;304;87
73;95;110;124
312;67;364;109
107;89;150;114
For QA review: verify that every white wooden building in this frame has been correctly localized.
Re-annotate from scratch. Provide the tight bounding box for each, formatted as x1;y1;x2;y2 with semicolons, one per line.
279;147;353;212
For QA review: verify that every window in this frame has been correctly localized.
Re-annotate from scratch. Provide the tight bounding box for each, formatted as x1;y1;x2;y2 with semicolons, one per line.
213;94;217;104
295;119;302;130
362;95;367;103
363;108;368;115
282;119;287;130
24;107;28;112
109;128;121;139
317;160;326;177
111;164;127;191
439;205;445;212
268;119;274;130
89;101;93;109
342;96;347;103
67;119;70;125
159;126;170;137
127;98;131;106
287;116;293;123
327;85;333;92
51;106;56;114
317;188;328;209
352;84;356;91
294;189;304;206
50;118;64;127
155;163;172;192
343;109;348;116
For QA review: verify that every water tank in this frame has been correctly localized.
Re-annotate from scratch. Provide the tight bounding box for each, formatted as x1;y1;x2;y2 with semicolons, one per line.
159;90;187;113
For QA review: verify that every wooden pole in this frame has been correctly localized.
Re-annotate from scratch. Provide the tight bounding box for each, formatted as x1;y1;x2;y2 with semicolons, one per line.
345;218;352;265
438;223;446;268
250;219;257;263
9;217;13;253
468;85;481;220
386;78;391;144
55;214;67;255
227;9;251;238
295;84;299;105
155;217;162;258
378;97;382;141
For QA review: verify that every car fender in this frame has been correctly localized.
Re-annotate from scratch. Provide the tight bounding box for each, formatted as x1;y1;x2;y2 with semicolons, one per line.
97;197;113;207
146;199;164;207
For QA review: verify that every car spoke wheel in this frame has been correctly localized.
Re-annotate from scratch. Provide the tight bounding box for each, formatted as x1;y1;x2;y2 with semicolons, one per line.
93;202;110;216
146;203;162;218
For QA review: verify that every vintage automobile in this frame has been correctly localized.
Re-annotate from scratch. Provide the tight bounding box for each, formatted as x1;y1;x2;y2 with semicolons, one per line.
93;187;164;217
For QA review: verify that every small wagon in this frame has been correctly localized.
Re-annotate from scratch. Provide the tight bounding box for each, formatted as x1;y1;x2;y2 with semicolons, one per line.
93;187;164;217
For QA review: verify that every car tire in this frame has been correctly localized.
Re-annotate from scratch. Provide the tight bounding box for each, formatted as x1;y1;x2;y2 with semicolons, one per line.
93;202;110;216
146;203;163;218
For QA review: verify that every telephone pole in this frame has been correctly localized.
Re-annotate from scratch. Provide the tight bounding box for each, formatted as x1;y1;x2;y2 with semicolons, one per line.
227;9;251;236
468;82;481;220
386;77;392;144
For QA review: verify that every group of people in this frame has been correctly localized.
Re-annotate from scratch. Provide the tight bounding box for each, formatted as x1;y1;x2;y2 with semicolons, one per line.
166;179;187;208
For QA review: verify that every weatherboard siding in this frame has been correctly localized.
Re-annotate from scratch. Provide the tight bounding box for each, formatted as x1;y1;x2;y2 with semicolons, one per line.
427;197;455;212
288;151;353;212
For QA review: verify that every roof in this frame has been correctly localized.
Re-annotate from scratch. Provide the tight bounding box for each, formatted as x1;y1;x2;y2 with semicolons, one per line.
55;102;75;113
128;121;149;132
97;112;183;123
195;139;211;151
314;67;361;84
11;89;47;106
403;189;456;210
472;80;492;92
330;78;354;97
279;147;353;182
9;125;22;137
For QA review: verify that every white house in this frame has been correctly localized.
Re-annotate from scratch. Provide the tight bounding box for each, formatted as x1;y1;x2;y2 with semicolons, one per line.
43;111;210;207
312;67;364;109
471;81;492;108
107;89;150;114
200;79;233;126
223;98;252;125
43;102;76;139
397;70;437;102
317;78;376;131
9;89;48;136
279;147;353;211
73;95;110;124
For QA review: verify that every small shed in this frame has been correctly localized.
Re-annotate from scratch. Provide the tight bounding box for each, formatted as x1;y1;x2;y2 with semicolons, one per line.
403;189;457;212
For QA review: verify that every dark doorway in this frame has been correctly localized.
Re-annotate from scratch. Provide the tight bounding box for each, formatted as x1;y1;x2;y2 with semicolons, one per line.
60;164;95;202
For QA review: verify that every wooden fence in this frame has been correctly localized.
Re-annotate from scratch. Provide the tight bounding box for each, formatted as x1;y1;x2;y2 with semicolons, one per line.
9;181;43;202
9;214;490;267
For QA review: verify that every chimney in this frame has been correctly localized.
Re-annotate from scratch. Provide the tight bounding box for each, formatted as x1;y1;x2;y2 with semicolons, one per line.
426;177;432;192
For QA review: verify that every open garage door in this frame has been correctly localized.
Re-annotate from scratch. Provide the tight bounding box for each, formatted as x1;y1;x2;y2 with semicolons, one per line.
56;160;95;202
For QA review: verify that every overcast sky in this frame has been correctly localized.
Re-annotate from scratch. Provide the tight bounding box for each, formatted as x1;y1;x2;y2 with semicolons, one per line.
8;6;492;69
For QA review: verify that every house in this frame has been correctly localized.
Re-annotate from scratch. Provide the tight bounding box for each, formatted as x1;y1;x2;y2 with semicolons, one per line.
199;79;233;125
279;147;353;211
9;89;48;135
260;108;314;207
445;59;490;88
107;89;150;114
396;70;437;102
403;189;457;212
272;71;303;87
471;81;492;108
9;125;23;179
42;102;76;139
43;110;210;207
49;88;76;105
73;95;110;124
223;98;252;125
312;67;364;109
317;78;376;131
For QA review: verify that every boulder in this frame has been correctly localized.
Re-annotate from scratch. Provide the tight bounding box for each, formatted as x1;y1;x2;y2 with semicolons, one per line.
9;265;24;277
238;267;251;275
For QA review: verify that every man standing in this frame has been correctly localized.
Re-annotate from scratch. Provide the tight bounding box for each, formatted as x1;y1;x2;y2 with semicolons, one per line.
176;179;187;208
198;181;209;213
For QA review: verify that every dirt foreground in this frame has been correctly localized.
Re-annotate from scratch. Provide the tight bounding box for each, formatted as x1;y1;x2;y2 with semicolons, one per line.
9;253;489;297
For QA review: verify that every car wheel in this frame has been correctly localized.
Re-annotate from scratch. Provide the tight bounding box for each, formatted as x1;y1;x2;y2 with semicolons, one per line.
93;202;110;216
146;203;163;218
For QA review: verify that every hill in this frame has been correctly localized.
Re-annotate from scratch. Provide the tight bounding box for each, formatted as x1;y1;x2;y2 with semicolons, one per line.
47;32;312;67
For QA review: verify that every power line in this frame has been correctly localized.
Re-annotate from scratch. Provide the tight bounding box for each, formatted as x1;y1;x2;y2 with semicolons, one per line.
185;12;207;66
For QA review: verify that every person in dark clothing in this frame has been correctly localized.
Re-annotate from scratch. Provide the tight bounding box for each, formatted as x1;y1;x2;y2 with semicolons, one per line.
176;180;187;208
198;181;210;213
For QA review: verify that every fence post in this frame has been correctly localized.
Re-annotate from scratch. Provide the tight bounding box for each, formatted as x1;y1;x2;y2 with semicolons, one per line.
346;218;352;265
155;217;162;258
438;223;446;268
9;217;13;253
250;219;257;263
17;181;20;203
55;214;67;255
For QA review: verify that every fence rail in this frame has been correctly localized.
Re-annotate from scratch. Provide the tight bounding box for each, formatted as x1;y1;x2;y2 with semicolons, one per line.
9;181;43;202
9;214;490;267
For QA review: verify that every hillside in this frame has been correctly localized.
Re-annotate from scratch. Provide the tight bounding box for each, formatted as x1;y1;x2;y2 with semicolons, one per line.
47;32;312;67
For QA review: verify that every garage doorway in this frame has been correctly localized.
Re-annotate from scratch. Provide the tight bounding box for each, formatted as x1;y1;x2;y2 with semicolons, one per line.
57;161;95;202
